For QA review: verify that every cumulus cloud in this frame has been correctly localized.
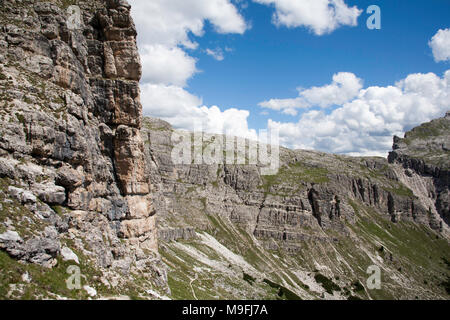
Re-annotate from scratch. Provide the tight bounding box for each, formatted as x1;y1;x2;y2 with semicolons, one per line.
252;0;362;35
141;83;257;140
129;0;247;85
259;72;363;114
429;28;450;62
128;0;256;138
140;44;198;86
129;0;247;49
259;97;308;115
267;70;450;156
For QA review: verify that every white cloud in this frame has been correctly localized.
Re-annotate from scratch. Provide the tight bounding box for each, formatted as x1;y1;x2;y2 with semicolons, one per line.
141;84;258;140
429;28;450;62
129;0;247;85
259;72;363;113
252;0;362;35
259;97;308;114
267;70;450;156
301;72;363;107
140;83;203;118
140;44;198;86
206;48;225;61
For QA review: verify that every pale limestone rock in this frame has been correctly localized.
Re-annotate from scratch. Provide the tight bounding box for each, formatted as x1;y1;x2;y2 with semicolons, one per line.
61;247;80;264
125;195;153;219
114;126;149;195
83;285;97;297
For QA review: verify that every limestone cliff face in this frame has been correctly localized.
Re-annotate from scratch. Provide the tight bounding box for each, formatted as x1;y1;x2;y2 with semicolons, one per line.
0;0;165;298
143;117;448;252
142;117;450;300
388;112;450;227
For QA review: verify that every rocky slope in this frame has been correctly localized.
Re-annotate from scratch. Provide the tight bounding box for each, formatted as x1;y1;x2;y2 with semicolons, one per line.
144;115;450;300
0;0;449;300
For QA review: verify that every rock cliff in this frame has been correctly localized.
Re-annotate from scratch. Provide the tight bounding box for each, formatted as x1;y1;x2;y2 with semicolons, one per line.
0;0;165;299
143;116;450;300
0;0;449;300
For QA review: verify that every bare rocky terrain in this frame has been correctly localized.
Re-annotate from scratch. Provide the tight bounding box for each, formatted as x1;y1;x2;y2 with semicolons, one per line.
0;0;449;300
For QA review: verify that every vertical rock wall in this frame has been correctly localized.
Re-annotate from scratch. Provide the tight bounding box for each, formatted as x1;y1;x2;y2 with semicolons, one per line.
0;0;158;268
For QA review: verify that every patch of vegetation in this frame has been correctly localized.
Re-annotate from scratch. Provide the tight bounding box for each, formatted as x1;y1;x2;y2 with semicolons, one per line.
0;248;104;299
243;273;255;285
15;113;25;125
0;183;49;239
50;205;64;217
143;120;172;132
60;0;79;9
200;197;207;211
404;118;449;142
314;273;340;294
261;161;329;195
348;198;360;215
160;243;226;300
263;279;301;300
383;184;415;198
186;186;197;193
344;199;450;299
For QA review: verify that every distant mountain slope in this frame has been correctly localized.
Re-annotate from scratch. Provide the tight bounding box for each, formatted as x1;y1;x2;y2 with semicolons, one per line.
0;0;448;301
143;115;450;300
389;112;449;227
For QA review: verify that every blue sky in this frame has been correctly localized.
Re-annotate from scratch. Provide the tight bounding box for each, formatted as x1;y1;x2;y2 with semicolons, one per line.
190;0;450;129
129;0;450;156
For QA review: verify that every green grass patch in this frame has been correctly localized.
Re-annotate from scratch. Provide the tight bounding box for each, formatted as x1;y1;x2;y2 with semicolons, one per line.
383;184;415;197
243;273;256;285
261;161;329;195
263;279;302;300
314;273;340;294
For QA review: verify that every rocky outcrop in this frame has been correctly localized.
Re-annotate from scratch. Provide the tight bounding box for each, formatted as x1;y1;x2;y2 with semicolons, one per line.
142;117;450;300
388;112;449;227
0;0;164;297
0;0;448;300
